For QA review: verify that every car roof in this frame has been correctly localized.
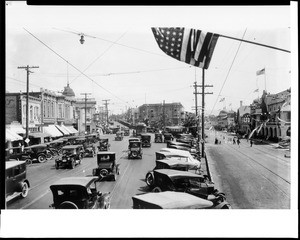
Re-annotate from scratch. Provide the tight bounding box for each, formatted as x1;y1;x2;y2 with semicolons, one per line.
129;138;140;141
156;159;196;167
154;169;202;178
132;191;213;209
62;144;83;149
6;160;26;169
24;143;48;148
50;176;98;187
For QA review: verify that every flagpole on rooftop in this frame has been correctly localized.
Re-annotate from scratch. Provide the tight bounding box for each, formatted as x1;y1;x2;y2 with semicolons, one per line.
264;67;267;92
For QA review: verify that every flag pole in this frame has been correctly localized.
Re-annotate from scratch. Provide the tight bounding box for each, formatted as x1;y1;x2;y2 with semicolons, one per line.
264;67;267;92
219;34;290;53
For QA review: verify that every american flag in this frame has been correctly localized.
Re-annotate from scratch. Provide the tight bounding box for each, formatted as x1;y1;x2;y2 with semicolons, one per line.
151;27;219;69
256;68;265;76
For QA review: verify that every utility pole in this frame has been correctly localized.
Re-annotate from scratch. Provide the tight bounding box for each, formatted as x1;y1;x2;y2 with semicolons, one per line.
194;78;213;157
80;93;91;134
102;99;110;126
18;65;39;146
162;100;165;130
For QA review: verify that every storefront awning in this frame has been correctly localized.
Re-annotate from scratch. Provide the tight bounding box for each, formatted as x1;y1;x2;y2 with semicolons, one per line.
59;125;73;134
44;125;63;137
65;125;79;134
6;128;23;142
7;124;26;134
29;132;51;138
55;125;70;136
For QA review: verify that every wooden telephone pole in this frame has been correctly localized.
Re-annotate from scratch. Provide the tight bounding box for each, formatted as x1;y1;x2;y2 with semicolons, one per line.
80;93;92;133
102;99;110;126
18;65;39;146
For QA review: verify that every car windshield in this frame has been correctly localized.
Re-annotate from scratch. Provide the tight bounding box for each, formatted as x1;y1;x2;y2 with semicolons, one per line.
63;149;76;155
99;155;111;161
130;142;140;148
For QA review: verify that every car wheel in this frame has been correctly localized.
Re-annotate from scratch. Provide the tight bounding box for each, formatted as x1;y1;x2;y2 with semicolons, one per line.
131;151;138;158
152;187;162;192
59;201;78;209
37;154;47;163
99;169;109;178
25;158;32;165
20;182;29;198
145;172;154;187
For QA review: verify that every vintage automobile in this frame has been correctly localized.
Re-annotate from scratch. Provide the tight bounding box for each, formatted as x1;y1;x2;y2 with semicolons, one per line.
132;191;213;209
163;132;174;143
124;128;130;136
5;160;30;202
92;152;120;181
84;144;96;158
167;141;191;148
22;144;50;163
154;133;163;143
128;137;140;143
156;148;201;168
147;169;231;209
55;145;84;169
145;159;198;187
128;140;143;159
140;134;151;148
49;176;111;209
115;131;124;141
98;138;110;151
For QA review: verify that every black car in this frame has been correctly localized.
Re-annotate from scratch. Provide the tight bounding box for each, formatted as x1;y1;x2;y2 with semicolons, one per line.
163;133;174;143
154;133;163;143
22;144;50;163
5;160;30;202
148;169;231;209
140;134;151;148
98;138;110;151
49;176;110;209
55;145;84;169
128;140;143;159
92;152;120;181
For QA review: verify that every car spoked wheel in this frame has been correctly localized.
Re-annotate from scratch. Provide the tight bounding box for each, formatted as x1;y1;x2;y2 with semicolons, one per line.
145;173;154;187
152;187;162;192
25;159;32;165
99;169;109;178
131;151;138;158
59;201;78;209
37;154;47;163
20;182;29;198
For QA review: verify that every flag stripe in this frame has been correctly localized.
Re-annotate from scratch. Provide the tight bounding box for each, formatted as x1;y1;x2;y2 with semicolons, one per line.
204;34;219;69
180;28;190;62
197;32;213;63
194;30;205;61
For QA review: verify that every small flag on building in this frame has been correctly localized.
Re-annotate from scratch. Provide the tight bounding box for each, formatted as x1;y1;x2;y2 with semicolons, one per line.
256;68;265;76
151;27;219;69
253;88;259;93
219;97;225;102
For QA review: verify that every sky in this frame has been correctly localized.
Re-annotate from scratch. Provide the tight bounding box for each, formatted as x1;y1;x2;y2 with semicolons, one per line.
5;2;296;116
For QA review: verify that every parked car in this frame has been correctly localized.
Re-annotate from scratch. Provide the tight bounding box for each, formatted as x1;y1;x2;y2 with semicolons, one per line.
115;131;124;141
128;140;143;159
132;191;213;209
22;144;50;163
98;138;110;151
156;148;201;168
128;137;140;143
55;145;84;169
124;129;130;136
167;141;191;148
140;134;151;148
148;169;231;209
5;160;30;201
49;176;111;209
163;133;174;143
84;145;96;158
92;152;120;181
154;133;163;143
145;159;198;187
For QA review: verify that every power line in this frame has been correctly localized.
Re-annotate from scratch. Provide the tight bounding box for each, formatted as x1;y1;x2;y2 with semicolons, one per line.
210;29;248;115
23;28;127;104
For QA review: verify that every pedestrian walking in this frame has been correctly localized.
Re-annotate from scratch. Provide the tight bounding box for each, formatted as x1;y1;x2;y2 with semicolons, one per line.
237;138;240;147
233;138;236;144
250;139;253;147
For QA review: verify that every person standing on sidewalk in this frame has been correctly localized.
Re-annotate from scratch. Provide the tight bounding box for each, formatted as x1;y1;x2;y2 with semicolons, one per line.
250;139;253;147
237;138;240;147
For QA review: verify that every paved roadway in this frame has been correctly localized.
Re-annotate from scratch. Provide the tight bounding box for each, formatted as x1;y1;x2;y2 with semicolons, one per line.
205;130;291;209
6;130;162;209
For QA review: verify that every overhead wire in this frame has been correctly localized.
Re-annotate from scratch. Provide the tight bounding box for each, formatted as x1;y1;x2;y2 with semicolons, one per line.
23;28;128;103
210;28;248;115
